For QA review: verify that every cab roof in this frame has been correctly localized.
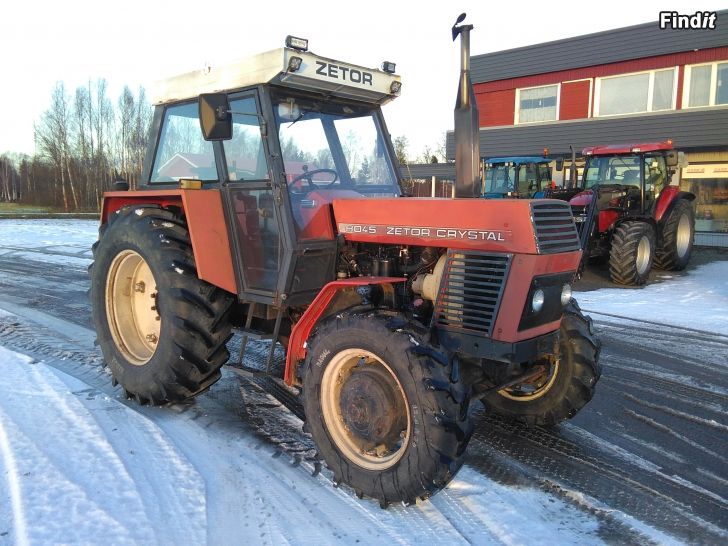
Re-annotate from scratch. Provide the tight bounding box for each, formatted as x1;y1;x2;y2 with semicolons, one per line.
149;47;401;106
582;141;674;156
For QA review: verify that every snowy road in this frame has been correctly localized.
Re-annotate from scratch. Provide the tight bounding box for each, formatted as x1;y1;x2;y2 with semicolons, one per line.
0;219;727;545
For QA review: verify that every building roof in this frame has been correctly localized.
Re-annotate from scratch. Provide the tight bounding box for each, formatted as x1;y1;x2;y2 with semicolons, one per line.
149;47;401;106
485;156;549;165
471;9;728;83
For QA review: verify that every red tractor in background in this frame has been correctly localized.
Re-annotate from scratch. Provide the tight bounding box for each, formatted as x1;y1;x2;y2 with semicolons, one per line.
565;141;695;285
88;16;600;506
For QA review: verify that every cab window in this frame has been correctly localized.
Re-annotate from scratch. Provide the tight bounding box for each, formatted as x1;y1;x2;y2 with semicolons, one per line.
223;96;269;181
151;102;216;182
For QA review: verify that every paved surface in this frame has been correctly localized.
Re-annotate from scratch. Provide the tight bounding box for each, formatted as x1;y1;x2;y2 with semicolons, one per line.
0;244;727;544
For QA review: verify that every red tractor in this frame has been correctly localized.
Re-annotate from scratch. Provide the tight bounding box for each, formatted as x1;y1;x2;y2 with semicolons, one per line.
568;141;695;285
89;17;600;506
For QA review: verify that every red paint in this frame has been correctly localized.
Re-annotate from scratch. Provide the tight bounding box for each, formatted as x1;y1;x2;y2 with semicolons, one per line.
654;186;681;222
476;89;515;126
676;65;685;110
598;210;621;233
332;198;542;254
296;189;364;240
101;189;238;294
474;47;728;94
559;80;591;120
493;251;582;342
583;141;673;156
284;277;407;385
569;189;594;207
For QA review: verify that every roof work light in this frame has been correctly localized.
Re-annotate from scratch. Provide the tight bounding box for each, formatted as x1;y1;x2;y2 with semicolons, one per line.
381;61;396;74
286;35;309;51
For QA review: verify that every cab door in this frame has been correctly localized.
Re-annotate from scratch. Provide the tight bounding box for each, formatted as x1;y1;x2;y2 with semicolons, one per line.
218;92;291;305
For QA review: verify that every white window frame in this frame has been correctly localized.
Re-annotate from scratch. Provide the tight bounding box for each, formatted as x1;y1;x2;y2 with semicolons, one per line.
514;83;561;125
593;67;678;117
682;61;728;108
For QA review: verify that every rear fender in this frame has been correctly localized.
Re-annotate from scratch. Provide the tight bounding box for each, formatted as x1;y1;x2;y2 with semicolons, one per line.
655;188;695;223
101;189;237;294
284;277;406;386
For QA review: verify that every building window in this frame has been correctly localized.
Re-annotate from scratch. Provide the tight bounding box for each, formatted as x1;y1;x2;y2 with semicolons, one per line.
595;68;676;116
684;62;728;108
516;85;559;123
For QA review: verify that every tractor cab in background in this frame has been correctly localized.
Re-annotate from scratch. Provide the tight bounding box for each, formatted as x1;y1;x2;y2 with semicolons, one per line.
482;156;552;199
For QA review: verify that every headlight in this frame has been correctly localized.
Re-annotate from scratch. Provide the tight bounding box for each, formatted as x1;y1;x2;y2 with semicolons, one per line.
532;289;545;313
561;284;572;306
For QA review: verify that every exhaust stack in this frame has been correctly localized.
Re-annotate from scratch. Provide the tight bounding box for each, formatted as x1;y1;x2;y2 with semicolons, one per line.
452;13;481;198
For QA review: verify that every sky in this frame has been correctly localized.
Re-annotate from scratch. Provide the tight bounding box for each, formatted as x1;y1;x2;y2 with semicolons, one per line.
1;0;726;159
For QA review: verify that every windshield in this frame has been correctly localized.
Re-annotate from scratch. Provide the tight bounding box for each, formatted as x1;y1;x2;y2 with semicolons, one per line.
484;165;516;194
584;155;642;189
273;93;399;196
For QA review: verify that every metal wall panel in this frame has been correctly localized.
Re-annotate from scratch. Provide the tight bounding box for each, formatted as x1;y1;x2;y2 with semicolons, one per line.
446;108;728;159
471;10;728;83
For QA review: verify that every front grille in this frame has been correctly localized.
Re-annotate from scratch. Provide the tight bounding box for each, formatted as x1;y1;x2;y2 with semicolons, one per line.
531;201;581;254
433;250;511;336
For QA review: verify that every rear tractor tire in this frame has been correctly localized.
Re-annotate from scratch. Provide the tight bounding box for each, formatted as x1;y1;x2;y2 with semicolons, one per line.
655;198;694;271
482;299;601;426
90;205;234;405
609;221;656;286
302;311;473;506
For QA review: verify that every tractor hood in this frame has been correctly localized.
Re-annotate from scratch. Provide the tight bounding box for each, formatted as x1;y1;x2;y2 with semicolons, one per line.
332;198;581;256
569;190;594;207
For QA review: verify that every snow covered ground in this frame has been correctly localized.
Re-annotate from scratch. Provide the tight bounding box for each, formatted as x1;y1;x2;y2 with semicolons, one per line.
575;261;728;337
0;218;724;544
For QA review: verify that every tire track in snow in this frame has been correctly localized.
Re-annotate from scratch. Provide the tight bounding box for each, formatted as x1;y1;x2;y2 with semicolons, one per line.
0;405;30;546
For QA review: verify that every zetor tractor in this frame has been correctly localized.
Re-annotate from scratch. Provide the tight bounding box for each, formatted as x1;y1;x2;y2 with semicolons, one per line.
89;17;600;506
569;142;695;285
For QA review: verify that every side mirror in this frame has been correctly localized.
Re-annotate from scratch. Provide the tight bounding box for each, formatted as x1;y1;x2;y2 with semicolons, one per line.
665;150;678;167
555;158;564;171
199;93;232;141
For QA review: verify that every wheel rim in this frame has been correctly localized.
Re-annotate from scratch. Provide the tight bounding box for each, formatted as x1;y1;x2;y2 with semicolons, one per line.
676;213;691;258
636;235;651;275
105;250;161;365
321;349;411;471
499;360;559;401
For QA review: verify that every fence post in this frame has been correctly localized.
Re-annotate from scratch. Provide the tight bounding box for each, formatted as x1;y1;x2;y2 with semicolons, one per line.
431;176;436;198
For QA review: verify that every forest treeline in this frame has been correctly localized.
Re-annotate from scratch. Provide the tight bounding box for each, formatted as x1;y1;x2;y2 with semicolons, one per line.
0;81;152;211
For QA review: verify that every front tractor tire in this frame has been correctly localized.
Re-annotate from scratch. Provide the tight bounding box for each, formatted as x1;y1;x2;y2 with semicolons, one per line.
482;300;601;426
90;205;234;405
609;220;656;286
655;198;695;271
302;312;473;506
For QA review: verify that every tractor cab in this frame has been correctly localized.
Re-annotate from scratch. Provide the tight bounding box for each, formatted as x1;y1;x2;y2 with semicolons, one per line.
579;142;677;218
483;156;552;199
148;37;403;307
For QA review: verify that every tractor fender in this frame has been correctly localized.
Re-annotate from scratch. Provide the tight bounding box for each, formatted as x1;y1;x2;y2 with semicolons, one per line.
101;189;237;294
284;277;407;386
609;215;657;234
655;188;695;223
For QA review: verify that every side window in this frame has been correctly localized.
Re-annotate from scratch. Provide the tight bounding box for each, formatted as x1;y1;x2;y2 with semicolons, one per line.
645;155;667;195
223;97;269;181
151;103;216;182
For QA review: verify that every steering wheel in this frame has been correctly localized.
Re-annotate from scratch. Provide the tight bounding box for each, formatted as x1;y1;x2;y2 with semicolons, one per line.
290;168;338;192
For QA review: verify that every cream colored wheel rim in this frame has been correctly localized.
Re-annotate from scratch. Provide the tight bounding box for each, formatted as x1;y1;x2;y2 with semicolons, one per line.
499;360;560;401
676;213;691;258
105;250;161;365
321;349;411;471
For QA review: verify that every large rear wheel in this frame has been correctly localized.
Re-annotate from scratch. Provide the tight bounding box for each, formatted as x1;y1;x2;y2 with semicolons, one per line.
482;299;601;426
90;205;234;405
654;198;694;271
302;311;473;506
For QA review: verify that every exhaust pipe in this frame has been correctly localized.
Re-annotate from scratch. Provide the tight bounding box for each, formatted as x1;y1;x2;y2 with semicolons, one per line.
453;13;481;198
